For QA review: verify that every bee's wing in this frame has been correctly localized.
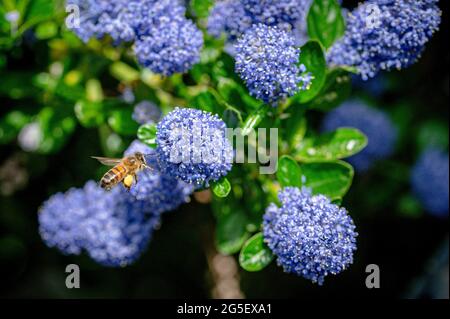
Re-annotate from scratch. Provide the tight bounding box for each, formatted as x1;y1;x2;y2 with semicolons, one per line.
91;156;122;166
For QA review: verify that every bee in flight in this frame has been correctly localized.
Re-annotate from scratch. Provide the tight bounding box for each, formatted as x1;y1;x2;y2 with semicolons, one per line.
92;152;149;191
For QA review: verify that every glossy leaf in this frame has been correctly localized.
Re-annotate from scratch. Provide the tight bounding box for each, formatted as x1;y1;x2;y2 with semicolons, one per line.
216;212;250;255
241;104;270;136
239;233;274;272
301;161;354;200
285;107;307;149
190;90;219;115
277;155;302;188
309;69;352;111
295;40;326;103
137;124;157;148
212;177;231;198
295;128;368;162
307;0;345;49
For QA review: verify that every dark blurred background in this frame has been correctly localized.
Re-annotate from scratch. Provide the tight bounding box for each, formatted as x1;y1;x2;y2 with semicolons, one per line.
0;0;449;298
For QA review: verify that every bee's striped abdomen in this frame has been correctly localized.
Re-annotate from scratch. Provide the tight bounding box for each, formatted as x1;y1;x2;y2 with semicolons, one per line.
100;164;127;190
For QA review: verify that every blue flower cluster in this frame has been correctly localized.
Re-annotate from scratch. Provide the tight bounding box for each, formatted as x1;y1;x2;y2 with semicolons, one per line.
66;0;135;43
67;0;203;75
411;148;449;217
132;101;162;125
263;187;358;285
39;181;158;267
156;108;233;187
134;17;204;76
328;0;441;80
207;0;251;41
322;100;397;172
207;0;309;41
39;140;193;266
235;24;311;105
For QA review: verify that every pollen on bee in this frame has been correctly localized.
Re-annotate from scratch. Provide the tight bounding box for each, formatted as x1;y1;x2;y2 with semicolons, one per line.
123;174;134;188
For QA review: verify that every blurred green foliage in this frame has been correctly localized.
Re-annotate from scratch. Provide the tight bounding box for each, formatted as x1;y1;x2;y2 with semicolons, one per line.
0;0;448;298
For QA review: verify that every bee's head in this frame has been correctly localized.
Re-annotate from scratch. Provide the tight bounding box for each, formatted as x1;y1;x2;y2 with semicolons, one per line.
135;152;147;167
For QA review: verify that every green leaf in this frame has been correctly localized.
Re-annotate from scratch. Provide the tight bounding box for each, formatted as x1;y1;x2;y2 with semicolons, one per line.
0;110;31;144
54;81;85;102
241;104;270;136
295;128;368;162
200;47;222;64
309;69;352;111
307;0;345;49
137;123;157;148
222;108;241;128
277;155;302;188
18;0;55;35
190;0;213;18
285;107;307;149
416;120;449;152
216;212;249;255
37;106;76;154
86;79;104;102
295;40;326;103
110;62;140;83
239;233;274;272
211;177;231;198
217;77;260;112
75;100;105;128
301;161;354;200
398;194;422;218
34;21;57;39
212;54;236;81
1;72;37;99
108;108;139;136
190;90;219;114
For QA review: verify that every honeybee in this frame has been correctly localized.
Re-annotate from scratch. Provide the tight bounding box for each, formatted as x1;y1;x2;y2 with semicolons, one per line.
92;152;149;191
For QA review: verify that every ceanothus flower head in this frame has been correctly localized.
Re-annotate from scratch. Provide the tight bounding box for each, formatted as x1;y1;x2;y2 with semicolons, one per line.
134;17;204;76
207;0;252;41
328;0;441;80
39;181;159;267
132;101;162;125
322;100;397;172
156;108;233;187
38;186;89;255
207;0;309;41
66;0;136;43
67;0;203;75
263;187;358;285
242;0;307;29
79;182;159;267
411;148;449;217
125;140;194;214
123;0;186;37
235;24;311;105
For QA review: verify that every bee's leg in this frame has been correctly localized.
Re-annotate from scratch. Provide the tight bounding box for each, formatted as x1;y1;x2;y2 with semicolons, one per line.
122;180;131;191
123;174;134;191
134;173;138;184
